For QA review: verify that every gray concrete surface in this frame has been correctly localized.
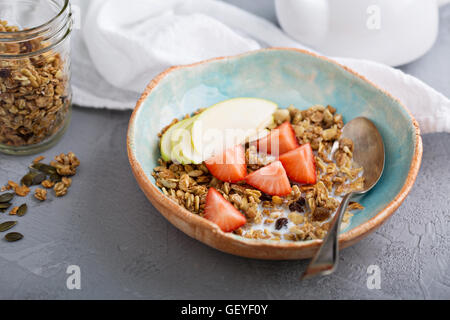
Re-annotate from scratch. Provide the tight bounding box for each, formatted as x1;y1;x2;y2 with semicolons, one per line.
0;1;449;299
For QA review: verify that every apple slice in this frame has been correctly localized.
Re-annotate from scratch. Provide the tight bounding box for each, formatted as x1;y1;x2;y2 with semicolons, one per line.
181;120;203;164
160;119;186;162
170;116;203;164
191;98;277;160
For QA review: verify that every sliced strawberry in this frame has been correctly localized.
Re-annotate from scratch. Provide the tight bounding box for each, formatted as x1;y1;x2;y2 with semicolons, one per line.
204;188;247;232
279;143;317;184
256;121;299;156
205;145;247;183
245;160;292;196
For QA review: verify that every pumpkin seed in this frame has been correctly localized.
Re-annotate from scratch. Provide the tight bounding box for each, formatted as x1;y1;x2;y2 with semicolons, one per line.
49;173;62;182
32;172;47;185
0;221;17;232
31;163;57;175
20;172;34;186
5;232;23;242
0;202;12;210
0;193;14;203
17;203;27;217
21;171;47;186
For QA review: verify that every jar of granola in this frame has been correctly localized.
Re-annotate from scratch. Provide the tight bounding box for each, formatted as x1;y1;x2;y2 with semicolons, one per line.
0;0;72;155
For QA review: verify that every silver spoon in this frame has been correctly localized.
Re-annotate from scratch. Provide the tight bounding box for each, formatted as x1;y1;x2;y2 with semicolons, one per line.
301;117;385;280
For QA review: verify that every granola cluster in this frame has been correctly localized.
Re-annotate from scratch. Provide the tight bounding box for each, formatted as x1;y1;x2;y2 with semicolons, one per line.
34;188;47;201
0;152;80;242
153;105;365;241
1;152;80;201
51;152;80;176
0;20;70;147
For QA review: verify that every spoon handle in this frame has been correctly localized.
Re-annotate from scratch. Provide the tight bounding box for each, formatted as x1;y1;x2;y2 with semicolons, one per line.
301;192;353;280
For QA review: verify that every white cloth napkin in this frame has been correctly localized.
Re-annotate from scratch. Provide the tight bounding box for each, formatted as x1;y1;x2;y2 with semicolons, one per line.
71;0;450;134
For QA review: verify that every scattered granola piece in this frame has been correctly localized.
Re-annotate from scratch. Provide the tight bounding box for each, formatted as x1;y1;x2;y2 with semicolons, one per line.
53;182;67;197
61;177;72;188
33;156;45;164
67;152;81;168
51;161;76;176
51;152;80;176
8;180;19;190
9;206;19;215
15;185;30;197
41;180;55;188
34;188;47;201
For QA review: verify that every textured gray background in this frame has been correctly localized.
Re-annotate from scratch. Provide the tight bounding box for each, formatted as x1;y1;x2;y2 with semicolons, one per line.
0;1;449;300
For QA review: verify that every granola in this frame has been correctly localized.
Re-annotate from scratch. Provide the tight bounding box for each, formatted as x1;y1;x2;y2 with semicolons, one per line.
153;105;365;241
9;206;18;215
2;151;79;200
0;20;70;147
53;182;68;197
41;179;55;189
13;184;30;197
51;152;80;176
0;152;79;242
34;188;47;201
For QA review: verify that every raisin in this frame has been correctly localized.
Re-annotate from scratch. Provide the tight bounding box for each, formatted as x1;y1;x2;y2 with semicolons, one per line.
289;197;305;212
259;193;272;202
275;218;288;230
312;207;332;222
0;68;11;78
20;41;33;53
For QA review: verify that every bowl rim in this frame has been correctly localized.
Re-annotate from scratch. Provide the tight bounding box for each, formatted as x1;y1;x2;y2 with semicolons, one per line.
127;47;423;255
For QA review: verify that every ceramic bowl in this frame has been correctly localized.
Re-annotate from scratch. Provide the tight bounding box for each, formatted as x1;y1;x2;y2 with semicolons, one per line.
127;48;422;260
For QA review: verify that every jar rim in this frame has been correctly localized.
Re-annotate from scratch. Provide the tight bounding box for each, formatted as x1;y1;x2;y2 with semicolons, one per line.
0;0;72;59
0;0;70;37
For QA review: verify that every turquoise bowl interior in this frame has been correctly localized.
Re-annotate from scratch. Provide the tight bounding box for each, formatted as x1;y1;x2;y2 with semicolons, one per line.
129;48;419;236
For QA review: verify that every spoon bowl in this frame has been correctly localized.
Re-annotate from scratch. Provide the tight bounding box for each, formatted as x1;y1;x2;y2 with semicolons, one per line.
302;117;385;279
343;117;385;191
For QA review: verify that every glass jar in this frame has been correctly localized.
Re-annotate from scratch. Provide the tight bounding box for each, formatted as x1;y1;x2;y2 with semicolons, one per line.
0;0;72;155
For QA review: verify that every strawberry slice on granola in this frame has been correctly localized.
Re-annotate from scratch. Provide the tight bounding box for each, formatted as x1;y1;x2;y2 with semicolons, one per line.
205;144;247;183
256;121;299;156
245;160;292;196
279;143;317;184
204;187;247;232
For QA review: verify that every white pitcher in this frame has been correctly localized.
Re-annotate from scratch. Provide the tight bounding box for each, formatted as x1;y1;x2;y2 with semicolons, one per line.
275;0;450;66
